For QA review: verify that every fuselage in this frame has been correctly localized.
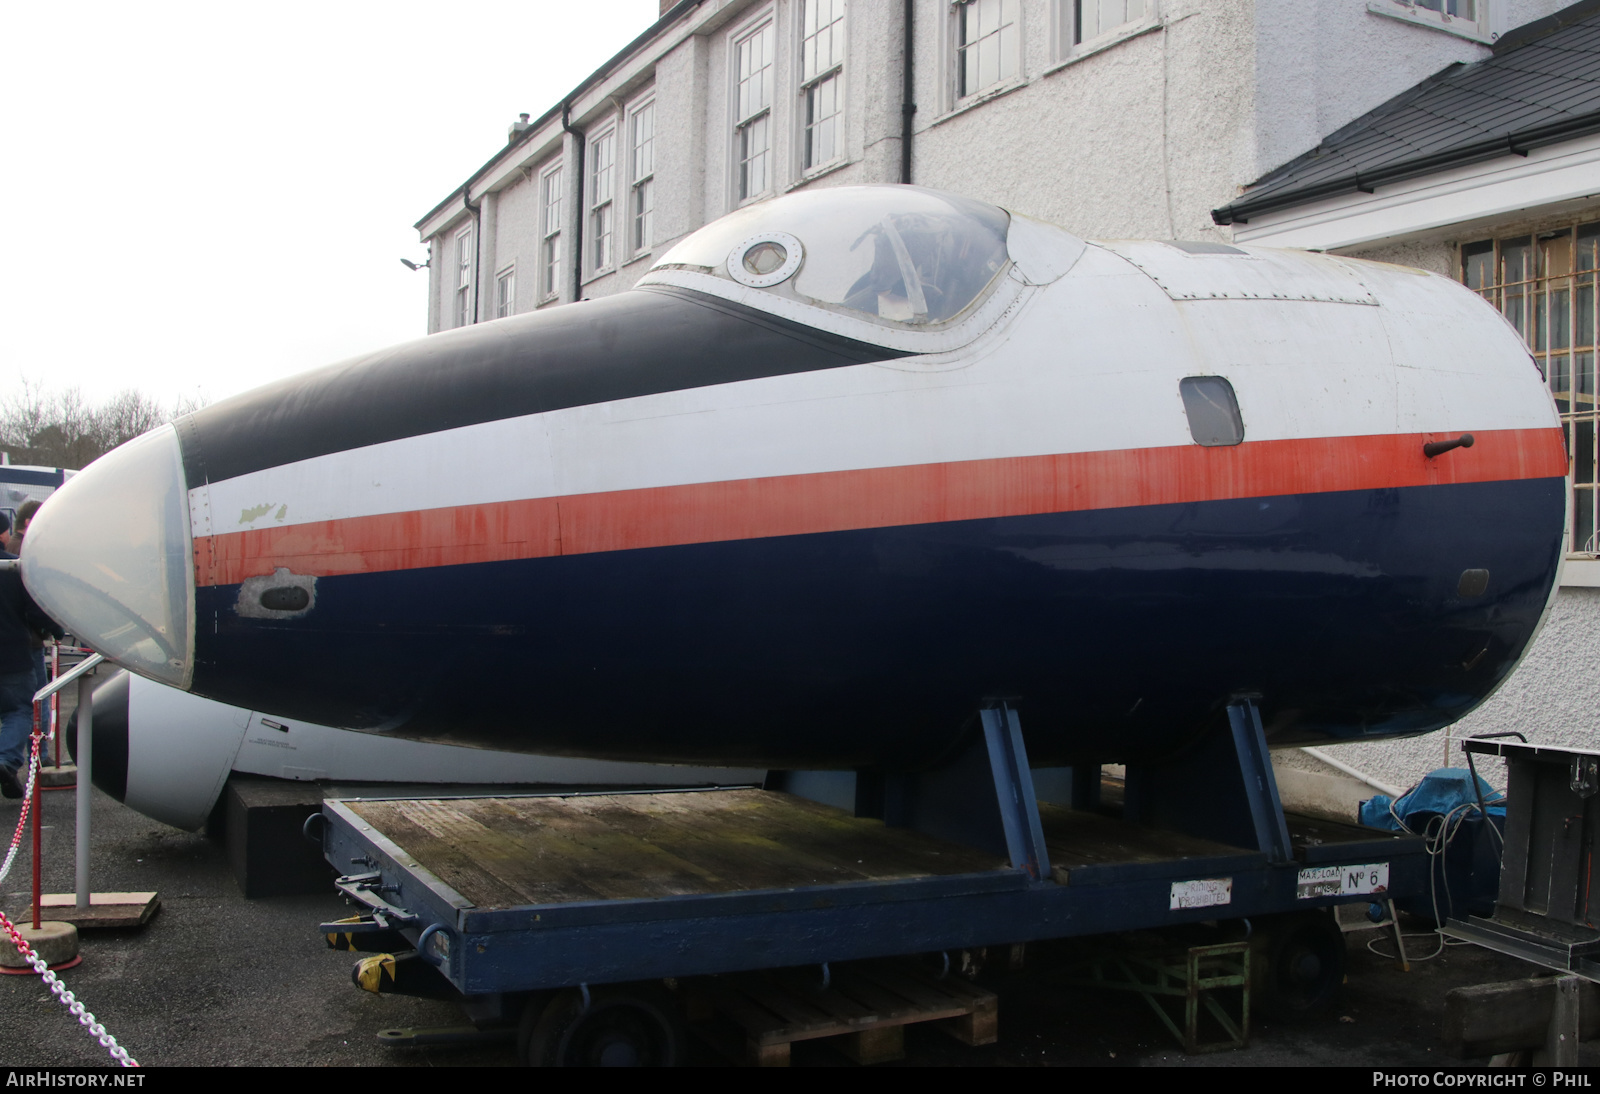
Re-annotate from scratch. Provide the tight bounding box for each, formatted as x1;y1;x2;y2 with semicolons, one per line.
22;186;1567;770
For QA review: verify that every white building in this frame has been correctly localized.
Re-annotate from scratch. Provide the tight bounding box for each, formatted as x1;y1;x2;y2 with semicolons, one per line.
416;0;1595;807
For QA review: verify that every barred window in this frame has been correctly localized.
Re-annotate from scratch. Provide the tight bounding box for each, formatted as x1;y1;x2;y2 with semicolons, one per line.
1463;224;1600;554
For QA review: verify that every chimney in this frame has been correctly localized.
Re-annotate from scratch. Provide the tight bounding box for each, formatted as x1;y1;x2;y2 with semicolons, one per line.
508;112;532;143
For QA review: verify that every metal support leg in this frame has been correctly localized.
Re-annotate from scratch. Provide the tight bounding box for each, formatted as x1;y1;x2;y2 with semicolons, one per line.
977;704;1051;881
1070;764;1101;811
75;673;92;910
1385;899;1410;973
1226;698;1292;864
1124;696;1293;860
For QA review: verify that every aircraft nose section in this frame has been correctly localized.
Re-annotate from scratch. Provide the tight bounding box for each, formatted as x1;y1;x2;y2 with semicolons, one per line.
21;425;195;688
66;670;130;803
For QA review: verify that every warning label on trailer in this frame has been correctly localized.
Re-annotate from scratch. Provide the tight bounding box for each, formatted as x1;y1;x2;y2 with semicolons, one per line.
1170;877;1233;910
1296;862;1389;900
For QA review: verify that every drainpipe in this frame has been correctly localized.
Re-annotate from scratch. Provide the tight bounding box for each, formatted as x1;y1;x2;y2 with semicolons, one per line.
562;99;585;303
1300;747;1405;799
901;0;915;184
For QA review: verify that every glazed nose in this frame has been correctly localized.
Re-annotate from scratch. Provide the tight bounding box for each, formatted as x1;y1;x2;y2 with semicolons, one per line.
20;425;195;688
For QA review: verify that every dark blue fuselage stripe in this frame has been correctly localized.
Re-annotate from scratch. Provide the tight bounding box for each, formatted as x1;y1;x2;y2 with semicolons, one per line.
190;477;1566;769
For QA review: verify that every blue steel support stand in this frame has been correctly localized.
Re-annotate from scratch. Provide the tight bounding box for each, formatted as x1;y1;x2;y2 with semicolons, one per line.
768;704;1053;881
1226;697;1292;864
977;704;1052;881
1124;695;1292;862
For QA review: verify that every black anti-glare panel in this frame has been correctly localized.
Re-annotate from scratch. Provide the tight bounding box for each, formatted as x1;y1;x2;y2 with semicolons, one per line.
179;286;912;488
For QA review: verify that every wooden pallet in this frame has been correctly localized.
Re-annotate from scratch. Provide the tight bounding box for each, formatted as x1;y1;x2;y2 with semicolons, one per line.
687;960;998;1066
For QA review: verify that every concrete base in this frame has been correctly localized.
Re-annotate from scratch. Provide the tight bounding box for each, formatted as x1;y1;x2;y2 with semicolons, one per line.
37;764;76;788
38;892;159;930
0;920;79;968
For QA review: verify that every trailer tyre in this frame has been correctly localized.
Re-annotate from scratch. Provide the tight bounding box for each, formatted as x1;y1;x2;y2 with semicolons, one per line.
1259;910;1346;1020
521;985;686;1067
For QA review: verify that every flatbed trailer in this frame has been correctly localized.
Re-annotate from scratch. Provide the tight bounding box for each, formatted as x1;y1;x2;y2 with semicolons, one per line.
312;701;1428;1065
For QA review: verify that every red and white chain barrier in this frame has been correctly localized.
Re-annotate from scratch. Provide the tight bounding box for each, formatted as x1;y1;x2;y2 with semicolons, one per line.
1;732;139;1066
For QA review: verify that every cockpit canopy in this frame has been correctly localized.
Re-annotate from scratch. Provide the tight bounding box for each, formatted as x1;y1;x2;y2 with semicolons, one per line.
641;186;1012;330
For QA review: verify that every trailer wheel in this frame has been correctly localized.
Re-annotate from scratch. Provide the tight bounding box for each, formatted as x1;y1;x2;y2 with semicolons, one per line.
520;985;686;1067
1258;910;1345;1020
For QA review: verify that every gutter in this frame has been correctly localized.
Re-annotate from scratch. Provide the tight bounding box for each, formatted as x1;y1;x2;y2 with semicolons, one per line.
1213;110;1600;226
465;192;482;323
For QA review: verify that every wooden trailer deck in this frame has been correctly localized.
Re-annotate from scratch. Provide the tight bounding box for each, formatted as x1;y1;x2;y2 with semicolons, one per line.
343;788;1008;908
337;787;1396;913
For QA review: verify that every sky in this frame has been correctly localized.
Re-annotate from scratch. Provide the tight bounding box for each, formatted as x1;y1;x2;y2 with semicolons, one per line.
0;0;662;411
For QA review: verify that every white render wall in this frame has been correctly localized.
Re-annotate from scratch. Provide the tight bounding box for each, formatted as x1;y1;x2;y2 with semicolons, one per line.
422;1;1575;326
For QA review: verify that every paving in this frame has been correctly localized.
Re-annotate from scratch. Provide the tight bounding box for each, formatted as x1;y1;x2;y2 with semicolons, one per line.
0;712;1593;1066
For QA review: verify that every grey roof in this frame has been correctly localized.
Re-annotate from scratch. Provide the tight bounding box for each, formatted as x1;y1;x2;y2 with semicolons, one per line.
1213;0;1600;226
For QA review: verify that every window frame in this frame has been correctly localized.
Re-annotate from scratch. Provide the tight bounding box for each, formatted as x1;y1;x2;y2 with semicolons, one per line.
1055;0;1159;65
797;0;846;176
539;161;564;303
628;96;656;259
951;0;1023;107
453;224;474;328
1460;220;1600;558
587;123;618;279
731;11;777;206
1366;0;1492;45
495;264;516;320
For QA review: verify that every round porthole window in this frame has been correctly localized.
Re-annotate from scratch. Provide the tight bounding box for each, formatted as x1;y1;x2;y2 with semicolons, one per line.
727;232;804;288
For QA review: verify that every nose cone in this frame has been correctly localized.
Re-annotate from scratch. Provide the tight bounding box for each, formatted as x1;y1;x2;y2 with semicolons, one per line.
22;425;195;688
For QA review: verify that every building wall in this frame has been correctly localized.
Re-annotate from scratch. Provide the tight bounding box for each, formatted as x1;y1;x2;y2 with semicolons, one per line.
423;1;1577;329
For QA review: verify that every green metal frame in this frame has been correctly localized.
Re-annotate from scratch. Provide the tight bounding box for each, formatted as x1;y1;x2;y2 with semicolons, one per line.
1068;940;1250;1054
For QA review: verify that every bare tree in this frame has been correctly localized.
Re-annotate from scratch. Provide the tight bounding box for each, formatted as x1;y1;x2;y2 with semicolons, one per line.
0;378;53;456
95;389;169;450
0;380;210;470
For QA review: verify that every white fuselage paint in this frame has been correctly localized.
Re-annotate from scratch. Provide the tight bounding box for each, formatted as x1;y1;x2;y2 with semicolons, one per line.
121;672;761;831
195;243;1554;539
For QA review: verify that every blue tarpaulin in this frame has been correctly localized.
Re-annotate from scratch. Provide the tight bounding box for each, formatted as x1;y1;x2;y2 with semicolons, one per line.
1359;767;1505;832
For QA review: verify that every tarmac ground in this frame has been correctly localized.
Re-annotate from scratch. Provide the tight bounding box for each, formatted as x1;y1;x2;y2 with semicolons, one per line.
0;698;1593;1066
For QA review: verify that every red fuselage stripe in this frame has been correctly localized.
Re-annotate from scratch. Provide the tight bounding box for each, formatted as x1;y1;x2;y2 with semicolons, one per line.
193;428;1569;587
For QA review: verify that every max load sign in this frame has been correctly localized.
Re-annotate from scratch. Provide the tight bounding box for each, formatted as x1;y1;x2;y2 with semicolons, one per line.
1296;862;1389;901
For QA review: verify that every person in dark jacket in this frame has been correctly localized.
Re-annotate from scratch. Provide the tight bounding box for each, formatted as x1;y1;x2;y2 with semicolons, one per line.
0;525;63;798
10;499;51;738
